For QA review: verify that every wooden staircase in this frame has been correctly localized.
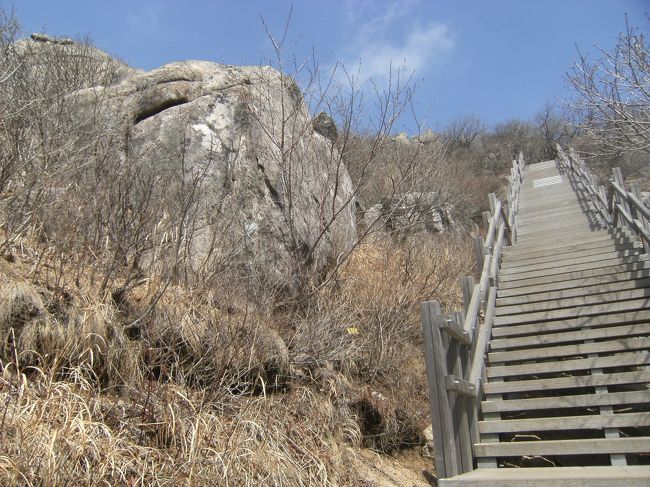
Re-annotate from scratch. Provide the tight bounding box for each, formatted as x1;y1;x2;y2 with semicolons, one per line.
421;151;650;486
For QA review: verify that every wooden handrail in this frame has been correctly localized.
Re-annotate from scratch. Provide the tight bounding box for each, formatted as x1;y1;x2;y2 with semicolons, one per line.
483;200;502;254
557;144;650;254
420;153;525;479
422;147;649;479
463;255;492;336
610;181;650;221
469;286;497;387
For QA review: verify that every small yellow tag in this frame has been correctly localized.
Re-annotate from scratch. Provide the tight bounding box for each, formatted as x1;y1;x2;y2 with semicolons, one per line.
346;327;359;335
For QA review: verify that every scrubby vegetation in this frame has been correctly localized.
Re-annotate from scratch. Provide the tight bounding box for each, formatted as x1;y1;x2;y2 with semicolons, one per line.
1;7;646;486
0;10;485;485
565;16;650;187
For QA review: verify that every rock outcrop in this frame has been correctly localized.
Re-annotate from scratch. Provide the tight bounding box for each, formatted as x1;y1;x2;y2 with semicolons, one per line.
30;32;74;46
13;36;139;87
312;112;338;142
363;192;464;235
17;36;357;289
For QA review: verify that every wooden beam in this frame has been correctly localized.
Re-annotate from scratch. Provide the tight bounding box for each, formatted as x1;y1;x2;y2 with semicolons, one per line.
469;287;496;387
484;370;650;395
474;437;650;458
482;390;650;413
445;375;477;397
421;300;458;478
479;412;650;434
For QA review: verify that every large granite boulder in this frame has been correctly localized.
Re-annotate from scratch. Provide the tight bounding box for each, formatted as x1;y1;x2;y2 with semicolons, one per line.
18;36;357;289
12;34;139;87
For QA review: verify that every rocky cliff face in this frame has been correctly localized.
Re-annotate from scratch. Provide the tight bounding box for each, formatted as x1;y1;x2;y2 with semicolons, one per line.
363;193;465;236
20;37;357;289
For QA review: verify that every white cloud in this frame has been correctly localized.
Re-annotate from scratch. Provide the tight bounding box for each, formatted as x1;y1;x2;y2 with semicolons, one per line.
355;23;453;83
334;3;454;87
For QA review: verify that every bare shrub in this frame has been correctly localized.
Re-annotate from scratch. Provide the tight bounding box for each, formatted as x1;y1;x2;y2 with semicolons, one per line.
453;172;506;223
565;16;650;158
564;16;650;183
533;102;576;160
443;115;485;151
292;236;470;377
290;235;472;452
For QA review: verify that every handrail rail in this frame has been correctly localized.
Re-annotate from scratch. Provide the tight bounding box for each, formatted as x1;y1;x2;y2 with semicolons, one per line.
419;152;525;479
609;181;650;221
462;255;491;336
421;147;649;479
557;145;650;255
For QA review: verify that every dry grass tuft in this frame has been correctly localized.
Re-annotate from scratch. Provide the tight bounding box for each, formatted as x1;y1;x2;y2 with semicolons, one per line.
290;234;473;454
0;260;45;339
0;229;471;484
0;366;361;486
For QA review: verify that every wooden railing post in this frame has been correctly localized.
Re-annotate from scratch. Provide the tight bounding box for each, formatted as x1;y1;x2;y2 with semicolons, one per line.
488;193;497;215
611;167;630;231
461;277;475;316
607;165;650;252
446;311;473;473
482;211;491;232
630;182;650;254
421;300;459;478
420;153;525;478
473;236;485;272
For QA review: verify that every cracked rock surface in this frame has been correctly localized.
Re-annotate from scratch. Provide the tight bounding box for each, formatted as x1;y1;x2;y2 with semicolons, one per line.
65;55;357;288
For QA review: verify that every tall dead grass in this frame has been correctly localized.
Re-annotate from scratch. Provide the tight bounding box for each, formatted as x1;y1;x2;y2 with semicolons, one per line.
290;234;473;452
0;364;359;486
292;234;472;377
0;232;472;484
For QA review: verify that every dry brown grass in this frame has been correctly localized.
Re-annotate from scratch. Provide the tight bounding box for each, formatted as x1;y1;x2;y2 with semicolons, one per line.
0;228;471;485
292;234;472;375
290;234;473;453
0;364;362;486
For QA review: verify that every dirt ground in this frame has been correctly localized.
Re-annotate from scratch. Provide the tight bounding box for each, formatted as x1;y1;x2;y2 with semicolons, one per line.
354;448;436;486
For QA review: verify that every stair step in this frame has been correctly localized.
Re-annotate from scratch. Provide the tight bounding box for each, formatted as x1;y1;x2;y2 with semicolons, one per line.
515;230;610;247
501;235;635;262
516;224;609;240
487;337;650;365
491;309;650;338
499;249;643;276
493;297;650;327
496;276;650;306
505;229;631;254
490;323;650;349
497;260;650;289
494;287;650;316
479;411;650;434
517;215;603;230
473;437;650;458
440;466;650;486
482;390;650;413
498;254;649;284
500;241;639;268
517;208;596;223
483;370;650;394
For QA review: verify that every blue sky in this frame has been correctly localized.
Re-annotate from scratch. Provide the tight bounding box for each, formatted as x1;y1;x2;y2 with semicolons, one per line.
4;0;648;133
